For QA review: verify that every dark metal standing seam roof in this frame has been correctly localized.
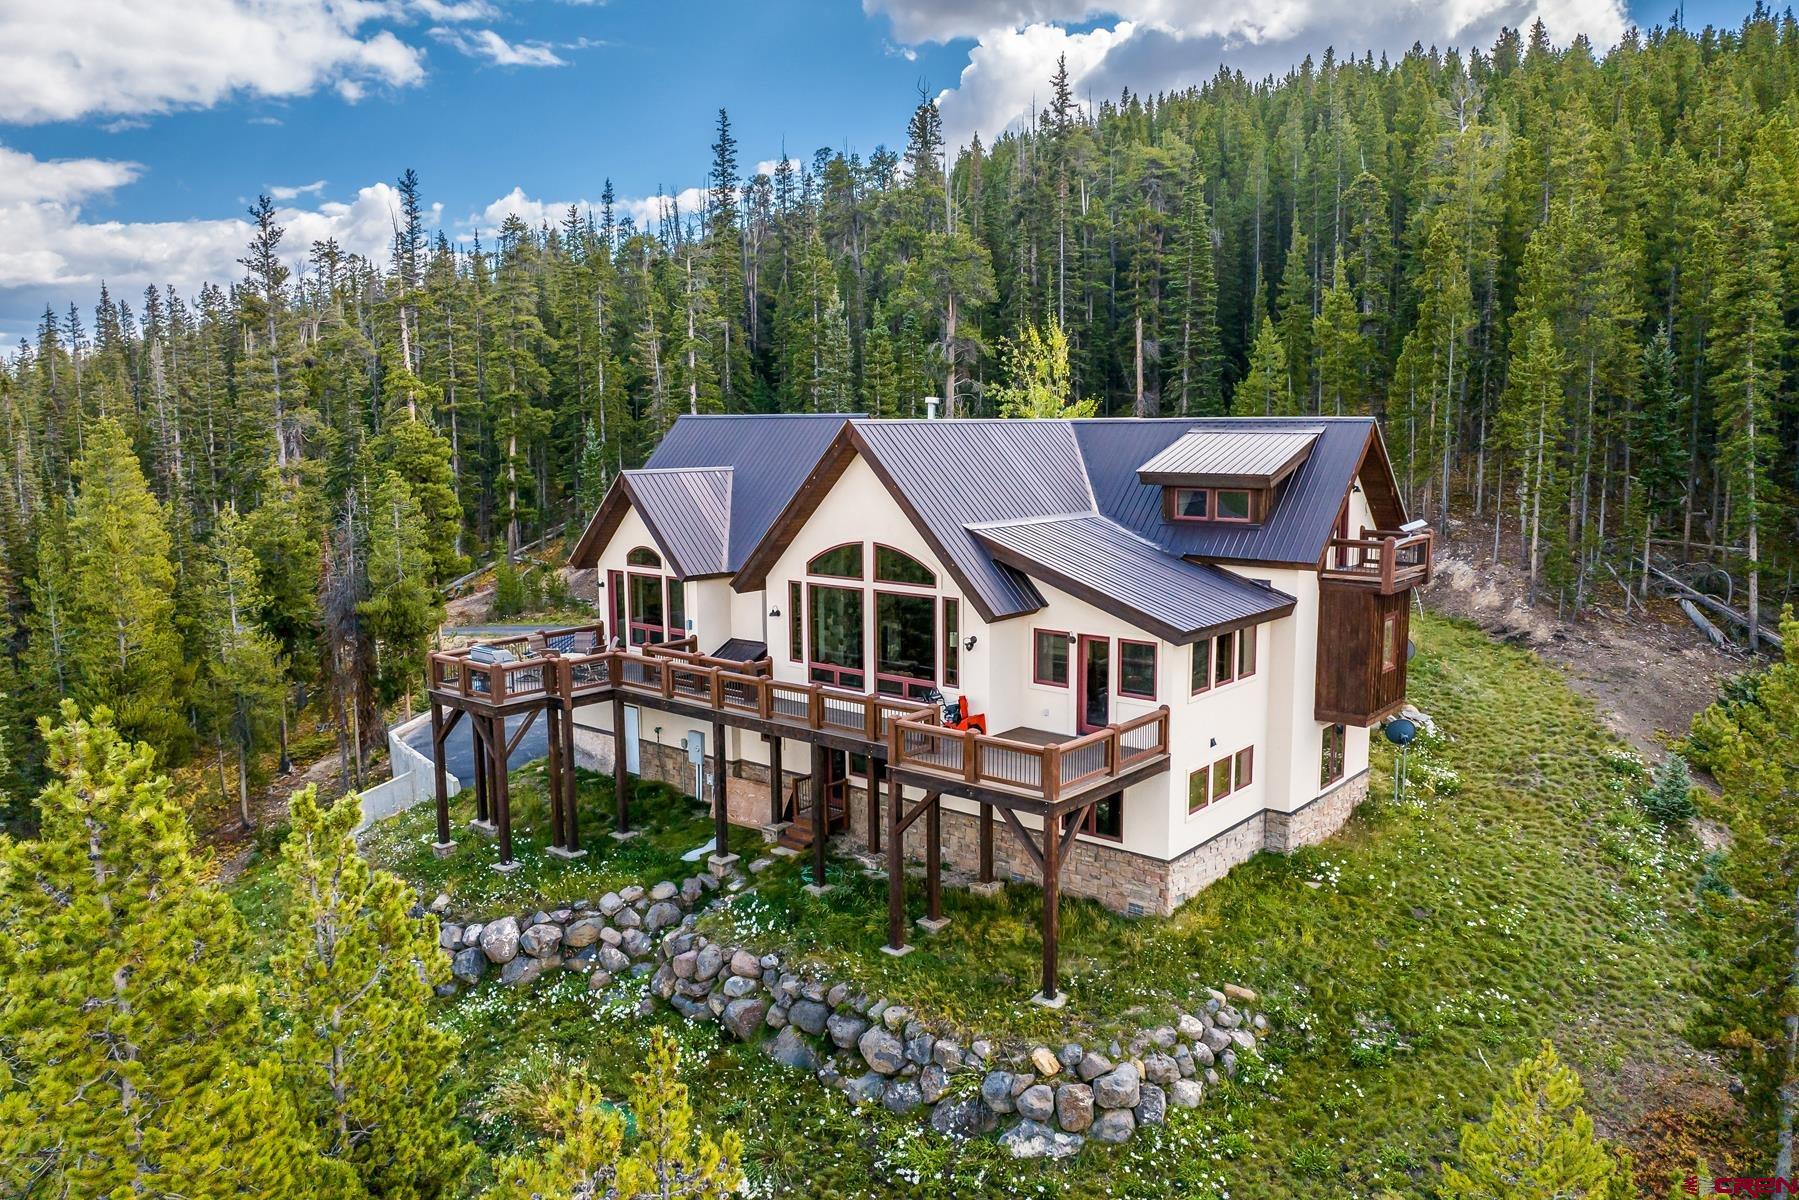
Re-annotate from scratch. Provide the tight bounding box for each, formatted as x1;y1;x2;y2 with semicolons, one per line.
1135;427;1322;485
622;467;731;578
642;414;857;572
850;420;1097;619
1074;417;1381;564
968;514;1297;643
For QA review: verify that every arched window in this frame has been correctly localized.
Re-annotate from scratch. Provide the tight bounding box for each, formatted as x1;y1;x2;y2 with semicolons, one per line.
808;543;864;579
626;546;662;568
874;545;935;586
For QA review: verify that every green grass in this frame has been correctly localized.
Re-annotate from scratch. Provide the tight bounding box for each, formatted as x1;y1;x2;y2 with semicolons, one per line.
293;610;1708;1196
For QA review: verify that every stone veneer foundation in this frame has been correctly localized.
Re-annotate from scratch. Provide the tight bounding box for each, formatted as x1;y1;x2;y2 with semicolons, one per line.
571;724;1370;918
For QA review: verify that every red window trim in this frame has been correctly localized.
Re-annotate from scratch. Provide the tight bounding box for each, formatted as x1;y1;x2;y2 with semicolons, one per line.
1187;765;1210;813
1213;489;1254;523
788;581;803;662
627;570;673;645
1235;745;1254;788
625;544;663;568
1032;628;1071;688
942;597;961;689
1063;794;1124;844
1190;636;1212;695
1238;626;1258;679
1168;487;1259;524
806;581;866;690
1169;487;1211;522
608;569;626;647
807;541;865;579
1381;612;1399;674
1117;638;1158;700
872;543;936;587
873;588;937;700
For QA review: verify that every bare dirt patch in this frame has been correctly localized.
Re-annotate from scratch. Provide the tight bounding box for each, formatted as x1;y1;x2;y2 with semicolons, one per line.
1423;515;1745;761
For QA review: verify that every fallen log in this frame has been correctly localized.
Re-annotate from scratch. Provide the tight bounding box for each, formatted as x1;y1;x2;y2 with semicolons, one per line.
1680;599;1729;649
1649;564;1784;652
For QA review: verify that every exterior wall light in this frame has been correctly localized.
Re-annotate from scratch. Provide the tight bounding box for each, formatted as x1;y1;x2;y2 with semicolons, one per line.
963;635;978;651
768;607;781;618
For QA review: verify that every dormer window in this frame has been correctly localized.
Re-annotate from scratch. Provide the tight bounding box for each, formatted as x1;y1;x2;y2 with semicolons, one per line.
1168;486;1259;523
1139;426;1320;527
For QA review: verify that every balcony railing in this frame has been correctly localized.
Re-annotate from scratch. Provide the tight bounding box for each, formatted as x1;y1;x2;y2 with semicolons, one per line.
1321;527;1434;593
888;707;1170;804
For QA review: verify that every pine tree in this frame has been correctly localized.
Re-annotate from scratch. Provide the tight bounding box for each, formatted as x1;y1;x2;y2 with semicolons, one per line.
1165;174;1223;416
1274;230;1314;409
1387;218;1473;522
271;786;475;1198
358;470;441;717
0;703;335;1197
1442;1041;1633;1199
1232;317;1291;416
195;505;285;828
486;1027;741;1200
1313;255;1366;414
376;415;467;583
65;417;188;757
1497;316;1569;601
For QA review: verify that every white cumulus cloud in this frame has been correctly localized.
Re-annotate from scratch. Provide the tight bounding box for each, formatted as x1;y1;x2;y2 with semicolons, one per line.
0;0;439;124
430;26;569;67
865;0;1630;148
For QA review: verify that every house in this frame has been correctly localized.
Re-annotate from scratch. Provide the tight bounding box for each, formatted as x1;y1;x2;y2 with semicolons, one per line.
558;412;1430;933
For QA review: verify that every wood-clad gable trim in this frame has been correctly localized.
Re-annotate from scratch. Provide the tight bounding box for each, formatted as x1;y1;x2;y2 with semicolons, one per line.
566;475;730;581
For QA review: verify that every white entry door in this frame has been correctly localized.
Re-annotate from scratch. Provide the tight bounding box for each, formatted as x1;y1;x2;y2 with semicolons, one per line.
624;705;641;774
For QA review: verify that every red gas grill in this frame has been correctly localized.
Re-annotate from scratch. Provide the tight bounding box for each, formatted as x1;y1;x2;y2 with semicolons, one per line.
925;688;987;734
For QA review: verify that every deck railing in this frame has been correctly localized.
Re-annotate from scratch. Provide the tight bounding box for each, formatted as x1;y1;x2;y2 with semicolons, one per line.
1321;527;1434;593
889;706;1170;804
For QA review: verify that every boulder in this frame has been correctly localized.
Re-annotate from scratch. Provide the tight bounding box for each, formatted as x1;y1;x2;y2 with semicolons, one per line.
1077;1051;1113;1082
564;917;606;949
730;949;763;978
1223;982;1259;1005
722;997;767;1041
671;949;699;979
681;876;705;903
999;1119;1084;1160
619;885;645;903
1190;1041;1215;1069
694;944;725;982
844;1072;887;1106
450;946;486;984
1090;1107;1135;1144
765;1026;820;1071
928;1096;998;1139
478;917;520;964
500;954;546;987
1030;1046;1062;1077
1094;1063;1141;1110
599;927;623;947
429;892;451;913
649;880;678;902
1149;1026;1178;1050
1200;1027;1231;1055
932;1039;962;1069
438;923;463;950
881;1080;923;1115
1143;1052;1180;1085
787;999;830;1037
519;923;563;958
1214;1006;1239;1029
644;901;683;933
980;1071;1016;1114
1055;1082;1094;1132
722;975;759;999
598;891;624;916
613;906;641;930
858;1026;906;1075
619;930;650;958
1135;1082;1166;1127
1177;1012;1206;1039
1016;1083;1055;1123
919;1063;949;1103
1230;1029;1257;1051
588;970;613;991
826;1012;868;1051
905;1031;936;1066
1058;1043;1084;1071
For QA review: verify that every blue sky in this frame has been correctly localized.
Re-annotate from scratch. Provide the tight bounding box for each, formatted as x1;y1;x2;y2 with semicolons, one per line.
0;0;1755;342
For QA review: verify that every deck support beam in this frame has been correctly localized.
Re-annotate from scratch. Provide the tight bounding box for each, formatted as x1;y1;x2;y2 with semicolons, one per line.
1038;810;1061;1004
919;792;945;931
610;696;632;838
768;736;784;826
709;720;737;871
429;700;453;854
866;756;882;854
883;772;910;957
978;803;994;883
806;742;831;894
470;710;491;829
561;697;580;854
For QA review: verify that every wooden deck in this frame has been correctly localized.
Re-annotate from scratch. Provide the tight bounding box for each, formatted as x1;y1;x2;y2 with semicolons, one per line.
1321;527;1434;594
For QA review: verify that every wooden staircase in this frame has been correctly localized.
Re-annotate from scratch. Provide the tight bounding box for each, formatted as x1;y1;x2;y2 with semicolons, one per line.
776;778;848;850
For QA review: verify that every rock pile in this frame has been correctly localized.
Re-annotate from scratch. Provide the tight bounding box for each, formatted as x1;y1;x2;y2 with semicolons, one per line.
648;927;1266;1156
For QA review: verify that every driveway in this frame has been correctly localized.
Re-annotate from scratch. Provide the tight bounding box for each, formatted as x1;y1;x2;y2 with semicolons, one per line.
402;710;549;783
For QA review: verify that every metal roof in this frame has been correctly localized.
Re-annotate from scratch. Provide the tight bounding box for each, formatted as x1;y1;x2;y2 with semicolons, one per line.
709;637;769;662
646;414;857;572
1135;426;1321;487
967;514;1295;643
1075;417;1390;565
622;467;731;578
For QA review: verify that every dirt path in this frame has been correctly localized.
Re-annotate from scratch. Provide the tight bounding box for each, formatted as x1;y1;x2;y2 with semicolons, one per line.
1422;516;1747;761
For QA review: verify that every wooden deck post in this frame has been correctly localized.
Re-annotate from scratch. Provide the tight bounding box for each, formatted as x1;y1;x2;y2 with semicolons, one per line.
611;695;630;836
429;700;452;853
1039;812;1061;1003
923;792;944;927
978;802;994;883
471;712;490;826
561;699;580;854
866;756;881;854
709;720;735;870
544;700;565;851
768;736;784;826
807;742;830;893
883;773;909;956
493;715;516;873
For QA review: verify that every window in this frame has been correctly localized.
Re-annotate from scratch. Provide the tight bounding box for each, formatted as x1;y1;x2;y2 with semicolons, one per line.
808;584;865;688
628;572;665;645
875;545;935;586
875;591;936;698
808;543;864;578
1234;746;1254;789
626;546;661;567
1238;626;1257;678
1119;640;1157;699
1187;765;1210;813
1216;490;1252;521
1173;488;1209;519
1321;723;1346;787
942;598;960;688
608;570;625;647
1033;630;1070;687
1063;794;1123;842
1212;756;1234;802
788;582;803;661
666;578;686;637
1214;634;1236;687
1382;613;1399;672
1190;640;1212;694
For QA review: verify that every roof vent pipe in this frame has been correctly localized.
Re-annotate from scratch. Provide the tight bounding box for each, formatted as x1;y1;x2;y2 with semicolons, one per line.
923;395;940;420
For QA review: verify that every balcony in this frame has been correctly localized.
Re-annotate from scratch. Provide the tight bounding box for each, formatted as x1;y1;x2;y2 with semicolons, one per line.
889;708;1170;804
1321;527;1434;594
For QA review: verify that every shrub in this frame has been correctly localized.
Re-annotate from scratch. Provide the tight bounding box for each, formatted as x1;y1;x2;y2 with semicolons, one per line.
1639;755;1698;825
